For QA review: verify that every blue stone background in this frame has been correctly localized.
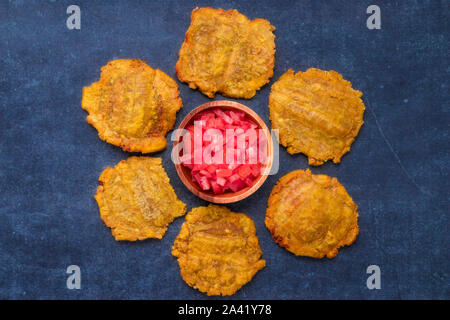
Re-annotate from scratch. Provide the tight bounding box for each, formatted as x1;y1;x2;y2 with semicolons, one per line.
0;0;448;299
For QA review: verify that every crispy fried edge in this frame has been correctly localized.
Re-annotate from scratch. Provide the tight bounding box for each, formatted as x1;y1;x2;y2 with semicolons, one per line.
81;59;183;153
94;156;186;241
269;68;365;166
265;169;359;259
172;204;266;296
175;7;275;99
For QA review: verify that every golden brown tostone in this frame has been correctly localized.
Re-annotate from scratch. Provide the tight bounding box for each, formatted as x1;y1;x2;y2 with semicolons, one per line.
172;205;266;296
82;59;182;153
269;68;365;166
95;157;186;241
265;169;359;259
176;7;276;99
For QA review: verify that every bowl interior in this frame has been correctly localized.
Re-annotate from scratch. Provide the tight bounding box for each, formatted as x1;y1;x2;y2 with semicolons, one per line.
173;101;273;204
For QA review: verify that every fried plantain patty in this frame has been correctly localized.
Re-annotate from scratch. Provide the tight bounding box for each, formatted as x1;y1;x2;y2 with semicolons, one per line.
82;59;182;153
176;8;275;99
269;68;365;165
95;157;186;241
172;205;266;295
266;169;359;259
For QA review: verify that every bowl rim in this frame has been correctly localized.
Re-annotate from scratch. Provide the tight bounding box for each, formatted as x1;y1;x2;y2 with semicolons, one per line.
172;100;273;204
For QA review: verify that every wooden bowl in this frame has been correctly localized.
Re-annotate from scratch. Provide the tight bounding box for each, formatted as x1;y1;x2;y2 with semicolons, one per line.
172;100;273;203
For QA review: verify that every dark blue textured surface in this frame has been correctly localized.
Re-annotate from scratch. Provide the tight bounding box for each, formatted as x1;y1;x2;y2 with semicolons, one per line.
0;0;448;299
